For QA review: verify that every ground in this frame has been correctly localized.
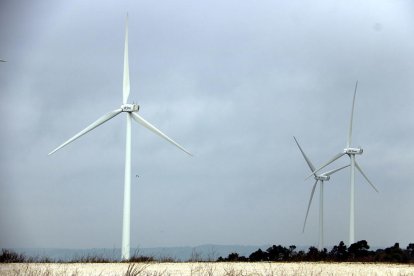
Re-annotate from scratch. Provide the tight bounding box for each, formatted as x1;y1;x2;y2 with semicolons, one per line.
1;262;414;276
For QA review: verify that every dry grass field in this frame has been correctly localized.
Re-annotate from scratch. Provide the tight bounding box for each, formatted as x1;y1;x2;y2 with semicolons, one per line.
1;262;414;276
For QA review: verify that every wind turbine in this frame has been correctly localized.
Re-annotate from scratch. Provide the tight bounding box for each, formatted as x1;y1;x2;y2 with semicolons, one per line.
306;81;378;245
48;16;192;260
294;136;348;251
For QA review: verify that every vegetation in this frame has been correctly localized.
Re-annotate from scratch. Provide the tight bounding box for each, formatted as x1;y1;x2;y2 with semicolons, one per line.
1;241;414;264
0;248;153;263
217;241;414;263
0;249;26;263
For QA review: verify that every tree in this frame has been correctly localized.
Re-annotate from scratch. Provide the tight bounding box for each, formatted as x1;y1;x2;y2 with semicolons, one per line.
249;249;268;262
227;252;240;262
406;243;414;260
385;243;405;262
288;245;297;259
329;241;348;261
295;250;306;261
306;246;321;261
348;240;370;260
222;252;248;262
266;245;290;261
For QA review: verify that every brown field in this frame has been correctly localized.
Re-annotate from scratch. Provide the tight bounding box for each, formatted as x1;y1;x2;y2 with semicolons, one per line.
1;262;414;276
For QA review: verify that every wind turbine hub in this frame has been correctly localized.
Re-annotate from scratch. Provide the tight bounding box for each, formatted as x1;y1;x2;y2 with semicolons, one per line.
344;147;363;155
316;175;330;181
121;104;139;112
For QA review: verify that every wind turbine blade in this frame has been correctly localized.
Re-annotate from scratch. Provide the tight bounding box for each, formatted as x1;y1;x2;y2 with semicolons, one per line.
123;15;130;104
131;112;192;156
322;164;350;176
293;136;316;173
303;180;318;233
48;109;122;155
305;152;346;179
347;81;358;148
0;60;6;62
355;161;379;193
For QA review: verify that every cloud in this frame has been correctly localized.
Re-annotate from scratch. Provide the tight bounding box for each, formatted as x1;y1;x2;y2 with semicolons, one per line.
0;0;413;249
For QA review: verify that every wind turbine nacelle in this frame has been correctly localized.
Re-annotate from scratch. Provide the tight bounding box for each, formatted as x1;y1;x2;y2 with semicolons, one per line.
316;175;330;181
345;147;363;155
121;104;139;112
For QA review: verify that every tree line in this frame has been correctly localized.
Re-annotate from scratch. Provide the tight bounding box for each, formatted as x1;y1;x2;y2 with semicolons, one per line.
217;240;414;263
2;240;414;263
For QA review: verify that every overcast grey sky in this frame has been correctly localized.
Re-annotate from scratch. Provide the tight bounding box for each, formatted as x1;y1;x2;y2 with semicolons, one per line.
0;0;413;250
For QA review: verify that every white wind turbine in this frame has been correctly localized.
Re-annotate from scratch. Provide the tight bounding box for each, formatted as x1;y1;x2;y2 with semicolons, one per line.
48;16;192;260
306;81;378;245
294;136;348;251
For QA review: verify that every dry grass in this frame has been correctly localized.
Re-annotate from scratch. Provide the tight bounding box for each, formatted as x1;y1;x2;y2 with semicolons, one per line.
1;262;414;276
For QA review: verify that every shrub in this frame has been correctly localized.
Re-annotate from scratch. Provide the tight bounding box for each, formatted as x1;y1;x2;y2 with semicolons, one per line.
0;249;26;263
